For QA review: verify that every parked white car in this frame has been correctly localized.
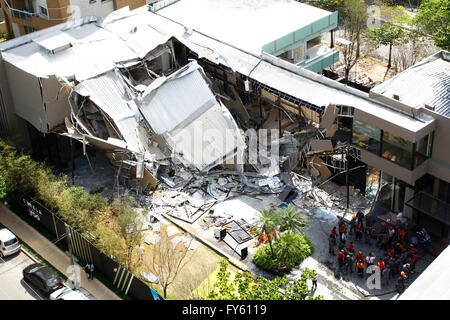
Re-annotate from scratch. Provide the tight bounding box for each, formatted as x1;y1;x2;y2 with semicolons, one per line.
49;287;89;300
0;228;21;257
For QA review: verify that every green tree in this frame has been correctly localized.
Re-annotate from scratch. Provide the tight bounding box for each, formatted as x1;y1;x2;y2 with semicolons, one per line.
256;208;280;258
115;194;145;270
365;4;411;76
253;231;314;271
278;205;309;234
365;23;406;75
341;0;368;81
274;231;314;268
413;0;450;50
207;259;323;300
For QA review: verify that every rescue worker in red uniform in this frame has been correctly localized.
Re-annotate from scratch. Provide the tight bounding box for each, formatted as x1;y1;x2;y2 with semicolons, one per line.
356;260;365;277
356;250;363;262
377;259;386;271
338;250;345;269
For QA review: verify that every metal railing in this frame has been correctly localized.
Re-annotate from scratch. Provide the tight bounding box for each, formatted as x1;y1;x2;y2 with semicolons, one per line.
406;191;450;225
4;0;37;22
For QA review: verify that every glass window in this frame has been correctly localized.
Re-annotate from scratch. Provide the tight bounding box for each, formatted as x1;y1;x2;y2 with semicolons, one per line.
39;6;48;17
381;131;413;169
414;133;433;169
352;119;381;154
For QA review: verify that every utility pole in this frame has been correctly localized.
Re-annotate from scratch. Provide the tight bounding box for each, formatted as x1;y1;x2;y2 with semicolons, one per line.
346;148;350;209
70;138;75;185
64;223;79;289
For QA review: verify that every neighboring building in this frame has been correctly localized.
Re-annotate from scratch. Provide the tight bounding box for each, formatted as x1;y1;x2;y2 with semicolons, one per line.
362;51;450;239
156;0;339;73
0;0;148;37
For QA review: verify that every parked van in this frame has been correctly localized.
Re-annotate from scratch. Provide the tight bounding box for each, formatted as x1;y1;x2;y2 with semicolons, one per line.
0;228;21;257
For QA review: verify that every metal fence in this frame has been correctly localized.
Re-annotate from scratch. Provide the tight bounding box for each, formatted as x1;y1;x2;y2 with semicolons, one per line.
11;192;162;300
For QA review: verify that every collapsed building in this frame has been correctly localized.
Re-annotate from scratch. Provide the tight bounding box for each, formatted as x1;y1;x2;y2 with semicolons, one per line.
0;0;449;258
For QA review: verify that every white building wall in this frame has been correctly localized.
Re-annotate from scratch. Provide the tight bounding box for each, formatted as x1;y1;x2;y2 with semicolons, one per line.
70;0;115;19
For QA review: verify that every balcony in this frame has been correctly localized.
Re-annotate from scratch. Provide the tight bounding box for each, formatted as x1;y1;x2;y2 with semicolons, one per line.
4;0;37;21
296;45;339;73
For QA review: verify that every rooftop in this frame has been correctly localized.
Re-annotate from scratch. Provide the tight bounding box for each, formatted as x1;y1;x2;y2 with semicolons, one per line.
157;0;333;55
371;51;450;118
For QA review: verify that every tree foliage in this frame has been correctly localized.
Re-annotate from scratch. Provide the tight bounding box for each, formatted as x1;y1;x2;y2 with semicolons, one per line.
365;23;406;72
207;259;323;300
0;139;144;273
341;0;368;80
254;206;312;271
254;231;314;271
146;227;192;299
256;208;280;258
114;194;145;270
279;205;309;234
413;0;450;50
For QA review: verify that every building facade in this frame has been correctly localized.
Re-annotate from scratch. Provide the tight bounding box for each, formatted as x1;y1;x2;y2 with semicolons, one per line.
155;0;339;73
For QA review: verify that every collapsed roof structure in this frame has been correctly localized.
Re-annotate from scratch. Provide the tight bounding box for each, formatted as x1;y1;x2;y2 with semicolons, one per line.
0;3;447;241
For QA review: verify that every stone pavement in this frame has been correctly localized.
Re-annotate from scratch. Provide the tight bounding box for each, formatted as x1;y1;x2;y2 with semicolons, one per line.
0;203;121;300
288;208;435;300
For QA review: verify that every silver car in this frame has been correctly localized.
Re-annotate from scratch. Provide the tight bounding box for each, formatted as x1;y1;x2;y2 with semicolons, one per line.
49;287;89;300
0;228;21;257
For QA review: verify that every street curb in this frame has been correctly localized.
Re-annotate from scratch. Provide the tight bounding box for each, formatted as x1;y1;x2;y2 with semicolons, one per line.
20;247;41;264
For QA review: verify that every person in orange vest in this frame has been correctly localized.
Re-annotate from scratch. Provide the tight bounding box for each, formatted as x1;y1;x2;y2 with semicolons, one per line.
355;223;363;241
398;229;406;244
377;259;386;271
356;210;364;227
389;248;395;258
331;226;337;237
356;260;365;277
349;215;357;236
356;250;363;262
339;223;346;237
348;242;354;254
411;253;418;273
337;250;346;269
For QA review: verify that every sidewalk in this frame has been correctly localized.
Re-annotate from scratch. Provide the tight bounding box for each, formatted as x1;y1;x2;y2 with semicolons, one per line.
0;203;121;300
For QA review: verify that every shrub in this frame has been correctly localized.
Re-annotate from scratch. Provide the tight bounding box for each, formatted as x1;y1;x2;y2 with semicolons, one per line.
253;232;314;271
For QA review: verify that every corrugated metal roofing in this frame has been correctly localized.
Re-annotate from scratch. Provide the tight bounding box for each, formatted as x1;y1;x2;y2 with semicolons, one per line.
75;71;143;154
139;62;217;135
138;61;244;171
1;12;171;81
372;51;450;118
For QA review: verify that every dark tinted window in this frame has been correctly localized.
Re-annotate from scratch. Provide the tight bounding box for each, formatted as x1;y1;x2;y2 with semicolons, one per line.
4;238;18;246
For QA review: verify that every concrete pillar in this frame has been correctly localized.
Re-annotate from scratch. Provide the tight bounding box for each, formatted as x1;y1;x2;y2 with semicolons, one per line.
403;186;414;219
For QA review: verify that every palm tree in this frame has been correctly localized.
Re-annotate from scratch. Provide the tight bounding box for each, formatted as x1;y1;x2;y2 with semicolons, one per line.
274;232;314;269
256;208;280;258
278;205;309;234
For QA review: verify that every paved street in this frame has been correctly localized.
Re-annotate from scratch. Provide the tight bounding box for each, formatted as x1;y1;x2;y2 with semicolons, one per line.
0;251;46;300
0;204;120;300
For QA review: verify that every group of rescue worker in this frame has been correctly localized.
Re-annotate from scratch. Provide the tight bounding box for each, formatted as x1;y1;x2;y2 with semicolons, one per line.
329;211;420;293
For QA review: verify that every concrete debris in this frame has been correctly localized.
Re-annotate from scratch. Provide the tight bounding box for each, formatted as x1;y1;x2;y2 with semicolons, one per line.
166;225;181;237
144;230;161;245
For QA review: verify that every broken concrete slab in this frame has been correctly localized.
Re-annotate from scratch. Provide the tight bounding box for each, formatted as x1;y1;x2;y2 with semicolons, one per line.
310;139;334;152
